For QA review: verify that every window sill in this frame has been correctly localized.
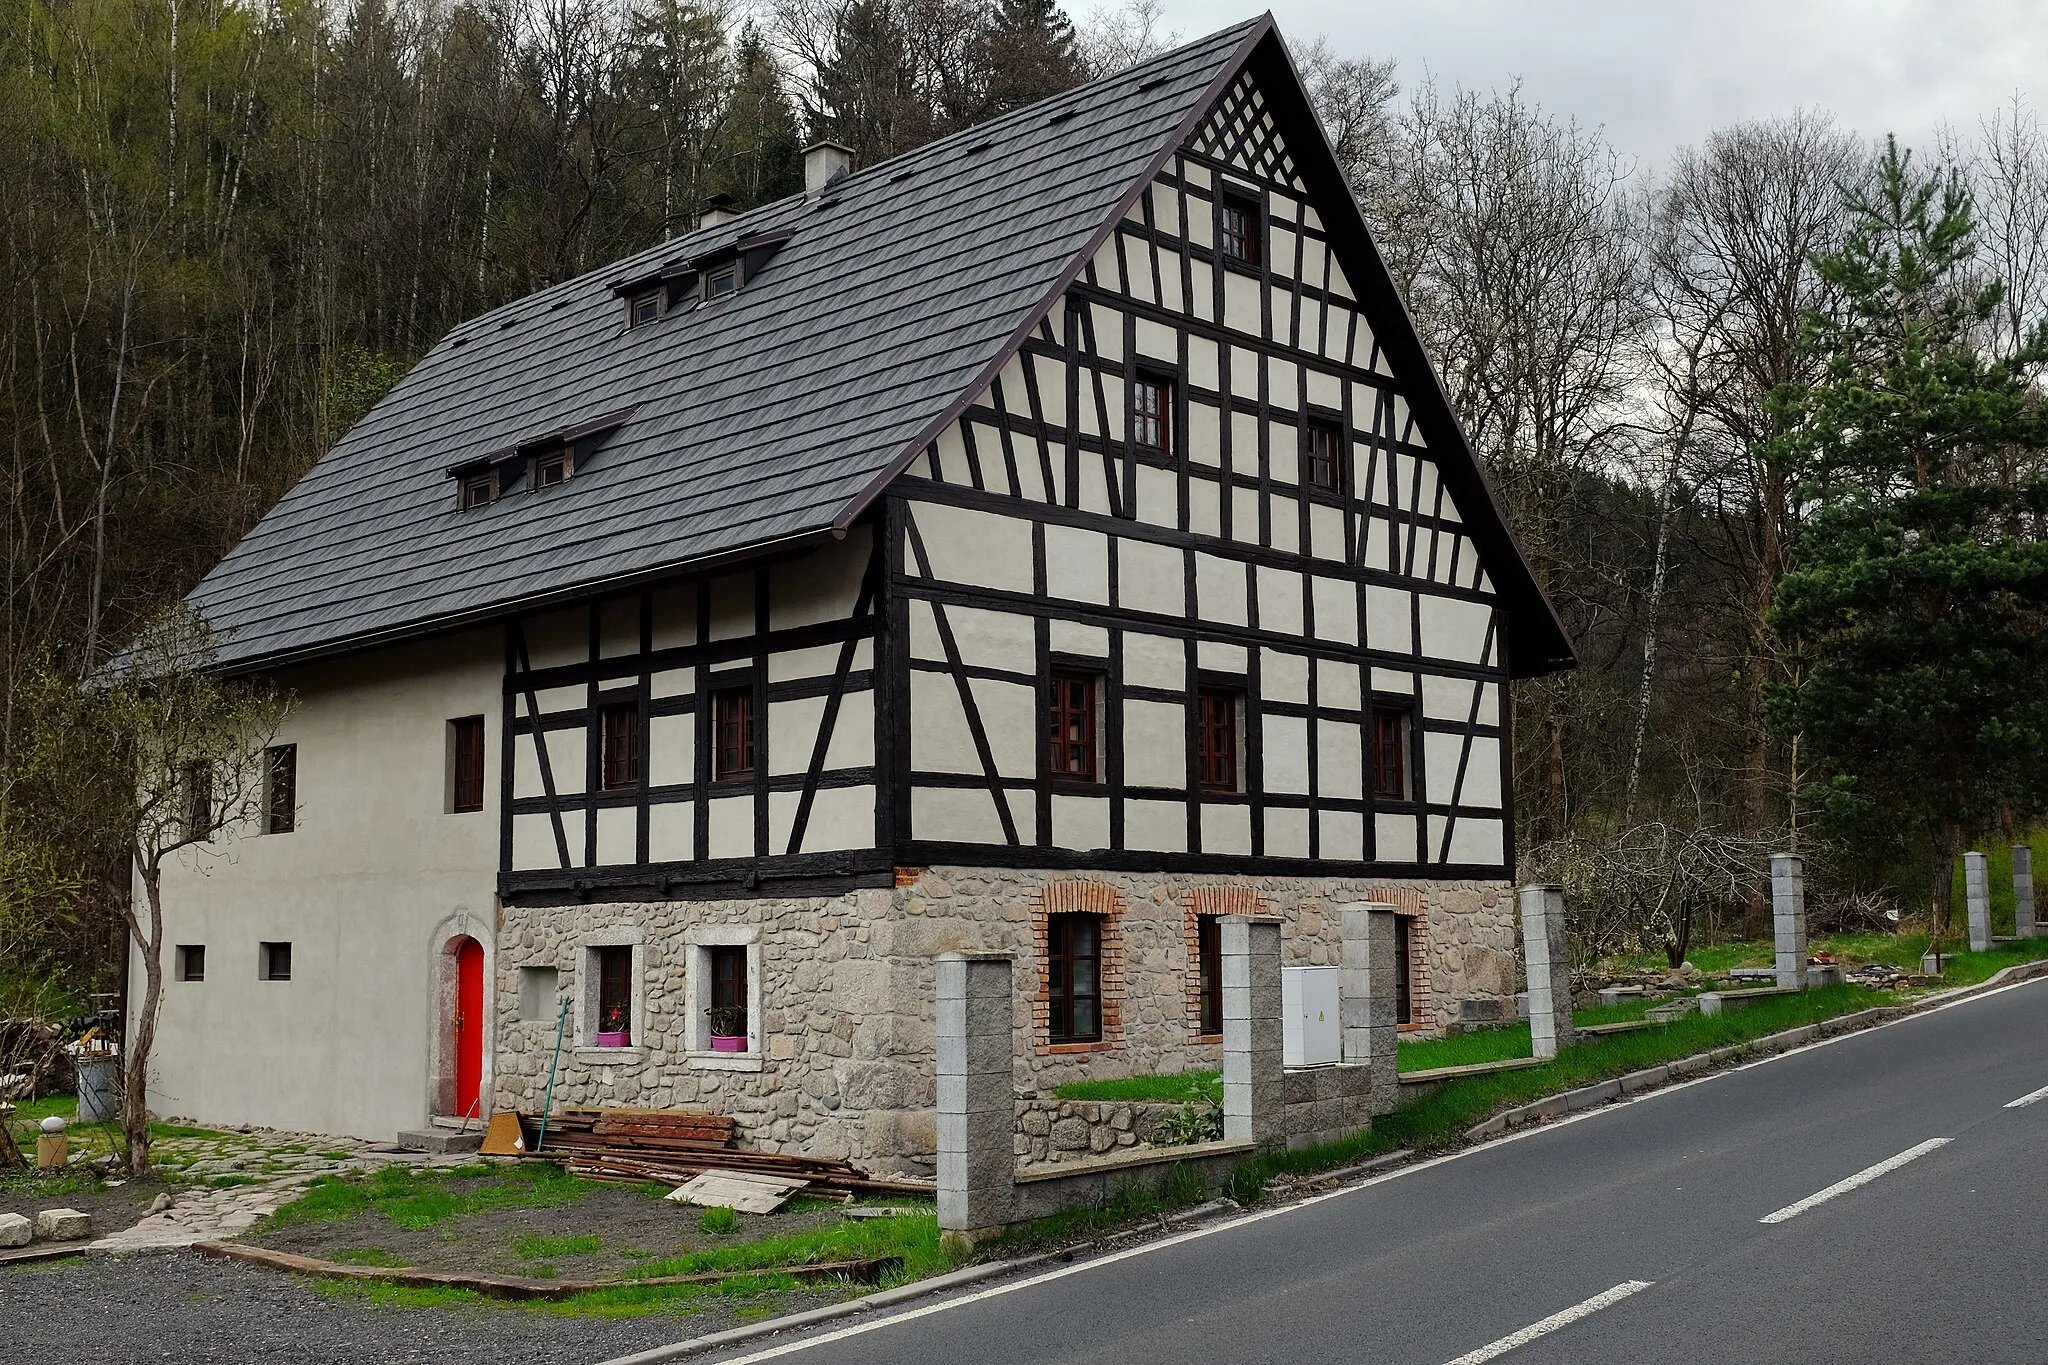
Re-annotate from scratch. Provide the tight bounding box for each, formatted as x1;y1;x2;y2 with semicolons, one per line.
1046;1041;1113;1055
1192;1032;1223;1044
573;1046;644;1063
684;1050;764;1072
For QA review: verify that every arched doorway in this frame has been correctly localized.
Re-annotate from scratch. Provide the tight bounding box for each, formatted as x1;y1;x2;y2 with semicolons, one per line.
452;937;485;1120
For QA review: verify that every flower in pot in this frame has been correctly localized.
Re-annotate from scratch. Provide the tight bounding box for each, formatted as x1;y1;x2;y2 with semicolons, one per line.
707;1004;748;1052
596;1001;631;1048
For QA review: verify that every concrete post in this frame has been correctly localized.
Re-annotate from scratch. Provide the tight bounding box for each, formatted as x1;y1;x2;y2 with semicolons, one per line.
2014;846;2037;941
935;952;1015;1242
1222;916;1285;1145
1518;885;1575;1059
1966;851;1992;953
1771;853;1808;991
1339;902;1401;1115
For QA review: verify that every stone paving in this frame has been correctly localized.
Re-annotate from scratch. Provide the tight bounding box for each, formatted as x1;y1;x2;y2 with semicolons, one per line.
89;1126;479;1252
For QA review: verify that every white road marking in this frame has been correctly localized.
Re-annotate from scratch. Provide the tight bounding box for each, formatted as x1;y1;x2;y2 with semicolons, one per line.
1439;1281;1655;1365
1758;1137;1950;1224
2005;1082;2048;1109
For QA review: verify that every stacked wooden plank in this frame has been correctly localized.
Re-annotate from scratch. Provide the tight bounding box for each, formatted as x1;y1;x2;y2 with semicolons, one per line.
511;1107;932;1198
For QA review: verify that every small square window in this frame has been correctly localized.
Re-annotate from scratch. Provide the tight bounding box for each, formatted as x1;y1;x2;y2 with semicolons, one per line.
600;701;640;790
265;745;297;834
177;945;206;983
628;291;660;327
531;448;572;489
459;471;498;509
450;716;486;812
1305;419;1348;494
703;265;738;300
1197;687;1238;792
1046;669;1099;782
713;685;755;781
1047;913;1103;1043
1372;704;1410;801
595;945;633;1044
259;941;292;981
1132;374;1174;453
1221;192;1262;266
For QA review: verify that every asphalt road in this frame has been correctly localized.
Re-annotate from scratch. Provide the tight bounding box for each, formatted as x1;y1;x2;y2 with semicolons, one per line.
689;977;2048;1365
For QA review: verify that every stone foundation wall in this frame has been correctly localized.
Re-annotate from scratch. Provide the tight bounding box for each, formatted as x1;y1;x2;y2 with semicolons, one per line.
491;869;1515;1176
1013;1097;1198;1165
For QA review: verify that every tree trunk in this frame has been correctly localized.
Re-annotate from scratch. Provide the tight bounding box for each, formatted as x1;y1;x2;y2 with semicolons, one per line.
122;860;165;1177
1928;825;1961;949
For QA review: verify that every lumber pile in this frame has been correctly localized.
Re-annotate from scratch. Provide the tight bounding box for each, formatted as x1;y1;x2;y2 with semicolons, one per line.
509;1107;932;1197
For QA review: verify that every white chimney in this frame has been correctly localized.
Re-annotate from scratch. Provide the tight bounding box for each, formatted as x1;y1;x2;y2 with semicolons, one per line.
697;194;739;229
804;141;854;199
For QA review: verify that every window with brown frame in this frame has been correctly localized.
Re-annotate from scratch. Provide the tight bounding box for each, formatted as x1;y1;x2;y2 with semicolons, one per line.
1046;669;1099;781
459;470;498;509
531;447;572;489
1372;705;1409;801
596;945;633;1043
1220;192;1262;266
708;945;748;1039
265;745;297;834
1395;915;1414;1026
713;685;755;781
1304;418;1347;494
1197;915;1222;1036
1047;913;1103;1043
599;702;640;790
451;715;486;812
1132;374;1173;453
1197;687;1238;792
703;264;739;300
627;291;660;328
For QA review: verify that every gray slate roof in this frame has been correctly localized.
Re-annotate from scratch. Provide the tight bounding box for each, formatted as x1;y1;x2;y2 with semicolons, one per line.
188;19;1268;671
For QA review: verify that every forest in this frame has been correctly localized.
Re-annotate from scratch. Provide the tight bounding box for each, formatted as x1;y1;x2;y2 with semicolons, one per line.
3;0;2046;1003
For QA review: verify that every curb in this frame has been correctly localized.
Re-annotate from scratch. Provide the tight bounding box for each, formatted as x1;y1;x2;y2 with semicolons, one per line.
1461;957;2048;1142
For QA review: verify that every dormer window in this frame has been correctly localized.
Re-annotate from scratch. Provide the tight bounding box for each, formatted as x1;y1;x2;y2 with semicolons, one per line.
704;264;738;301
459;470;498;509
627;291;660;328
531;447;572;489
1220;191;1262;267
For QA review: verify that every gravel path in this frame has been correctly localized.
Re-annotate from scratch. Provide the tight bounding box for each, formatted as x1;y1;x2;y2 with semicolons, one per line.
0;1249;838;1364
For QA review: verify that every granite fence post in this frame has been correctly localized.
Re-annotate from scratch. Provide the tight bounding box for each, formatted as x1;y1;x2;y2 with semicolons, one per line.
1518;886;1575;1059
1339;902;1401;1115
2014;846;2037;941
1222;916;1285;1145
1771;853;1807;991
1966;851;1992;953
936;952;1015;1242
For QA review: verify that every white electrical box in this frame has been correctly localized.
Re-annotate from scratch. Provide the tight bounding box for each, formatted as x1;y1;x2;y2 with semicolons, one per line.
1282;965;1341;1068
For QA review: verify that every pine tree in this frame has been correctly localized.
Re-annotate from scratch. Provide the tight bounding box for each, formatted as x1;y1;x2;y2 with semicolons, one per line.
714;24;802;207
973;0;1084;118
1768;138;2048;937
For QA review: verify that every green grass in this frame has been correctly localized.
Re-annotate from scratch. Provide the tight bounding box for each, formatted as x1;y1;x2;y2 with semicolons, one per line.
516;1233;601;1260
1397;1001;1668;1073
974;1159;1211;1257
698;1206;740;1235
1052;1070;1222;1103
626;1203;948;1284
264;1161;599;1232
330;1247;407;1266
318;1150;356;1162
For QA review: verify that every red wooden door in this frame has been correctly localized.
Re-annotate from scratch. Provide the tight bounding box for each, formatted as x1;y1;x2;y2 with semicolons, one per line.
454;938;484;1117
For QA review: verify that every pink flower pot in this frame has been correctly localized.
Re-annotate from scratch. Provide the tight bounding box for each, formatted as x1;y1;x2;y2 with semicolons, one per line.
595;1030;630;1048
710;1034;747;1053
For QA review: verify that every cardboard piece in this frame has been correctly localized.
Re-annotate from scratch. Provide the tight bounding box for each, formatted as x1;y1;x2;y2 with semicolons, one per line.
478;1111;527;1157
665;1168;810;1214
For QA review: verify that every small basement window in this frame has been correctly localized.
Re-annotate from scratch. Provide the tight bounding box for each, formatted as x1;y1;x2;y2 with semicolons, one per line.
459;470;498;509
627;291;660;328
177;945;206;983
259;941;292;981
1047;913;1103;1043
265;744;297;834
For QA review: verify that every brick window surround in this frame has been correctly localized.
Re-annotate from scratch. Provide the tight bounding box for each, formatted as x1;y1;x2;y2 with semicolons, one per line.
1032;880;1125;1055
1182;886;1269;1040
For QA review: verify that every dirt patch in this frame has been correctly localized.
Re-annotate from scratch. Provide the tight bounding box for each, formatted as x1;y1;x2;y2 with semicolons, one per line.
0;1170;172;1240
247;1181;873;1281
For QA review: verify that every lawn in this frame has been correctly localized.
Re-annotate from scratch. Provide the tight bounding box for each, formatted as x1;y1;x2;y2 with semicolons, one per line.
1053;1071;1222;1103
266;1161;602;1230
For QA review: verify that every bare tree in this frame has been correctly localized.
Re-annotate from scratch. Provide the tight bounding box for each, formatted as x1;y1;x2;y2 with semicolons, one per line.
1074;0;1177;77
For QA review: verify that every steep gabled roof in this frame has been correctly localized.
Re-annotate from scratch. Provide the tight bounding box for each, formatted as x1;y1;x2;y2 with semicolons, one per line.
185;15;1574;678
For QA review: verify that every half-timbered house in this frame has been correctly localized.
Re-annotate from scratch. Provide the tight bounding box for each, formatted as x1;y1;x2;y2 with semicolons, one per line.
143;15;1574;1165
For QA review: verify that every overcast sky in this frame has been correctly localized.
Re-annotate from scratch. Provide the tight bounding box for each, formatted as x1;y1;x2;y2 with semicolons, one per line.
1151;1;2047;169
